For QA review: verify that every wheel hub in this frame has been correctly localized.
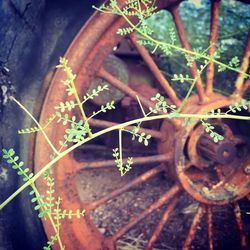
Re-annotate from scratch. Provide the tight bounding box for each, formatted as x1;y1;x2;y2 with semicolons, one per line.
158;94;250;205
197;132;237;165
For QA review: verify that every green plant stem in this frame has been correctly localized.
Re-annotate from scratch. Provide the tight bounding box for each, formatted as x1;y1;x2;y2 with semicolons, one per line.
18;113;57;134
71;85;92;139
136;95;147;117
31;184;64;249
114;4;249;78
10;97;59;155
1;111;249;210
62;62;92;138
178;61;210;112
119;128;123;165
218;28;248;40
10;160;63;249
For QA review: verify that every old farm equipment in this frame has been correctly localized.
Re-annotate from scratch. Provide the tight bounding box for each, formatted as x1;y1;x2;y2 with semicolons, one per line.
33;0;250;249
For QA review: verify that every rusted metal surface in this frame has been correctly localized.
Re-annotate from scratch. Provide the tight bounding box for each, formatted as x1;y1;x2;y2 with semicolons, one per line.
207;206;213;250
89;118;163;139
145;196;179;250
32;0;250;249
98;67;155;109
242;78;250;94
170;6;206;104
65;154;171;176
77;154;170;171
197;134;236;165
187;121;236;168
114;38;139;57
234;30;250;96
33;0;180;247
173;94;250;205
206;0;220;95
33;1;136;248
129;32;181;106
182;205;205;250
89;55;129;105
110;184;180;241
86;164;167;210
234;202;247;247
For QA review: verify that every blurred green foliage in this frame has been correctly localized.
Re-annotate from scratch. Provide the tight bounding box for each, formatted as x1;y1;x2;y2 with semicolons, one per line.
145;0;250;97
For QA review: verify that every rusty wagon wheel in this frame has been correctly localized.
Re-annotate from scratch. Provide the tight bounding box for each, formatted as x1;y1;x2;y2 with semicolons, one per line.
34;0;250;249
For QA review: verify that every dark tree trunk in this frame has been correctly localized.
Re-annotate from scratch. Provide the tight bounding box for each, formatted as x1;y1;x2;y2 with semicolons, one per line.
0;1;100;249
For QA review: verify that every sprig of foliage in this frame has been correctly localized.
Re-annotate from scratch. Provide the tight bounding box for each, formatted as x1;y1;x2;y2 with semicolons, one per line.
43;235;59;250
169;27;176;45
56;100;115;145
127;94;178;149
124;127;152;146
29;190;48;218
200;120;224;143
87;101;116;120
55;101;77;113
2;148;34;181
42;197;64;250
83;84;109;103
45;176;55;213
56;112;72;125
1;148;85;249
51;208;85;219
228;56;240;68
2;149;63;248
112;148;133;176
226;99;249;113
55;113;91;143
64;119;89;143
94;0;156;37
52;84;110;119
172;73;194;83
55;58;76;97
18;113;57;134
1;149;58;219
102;0;249;78
150;93;177;114
117;27;134;36
55;57;90;137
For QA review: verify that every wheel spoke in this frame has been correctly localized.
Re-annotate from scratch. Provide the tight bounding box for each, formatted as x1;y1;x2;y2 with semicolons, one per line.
111;184;181;242
206;0;220;95
182;204;205;250
233;202;247;247
234;30;250;96
207;206;213;250
89;118;163;140
98;67;155;109
129;32;181;107
72;154;171;173
86;164;169;210
212;164;238;191
145;196;179;250
247;193;250;201
170;7;206;103
242;78;250;95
